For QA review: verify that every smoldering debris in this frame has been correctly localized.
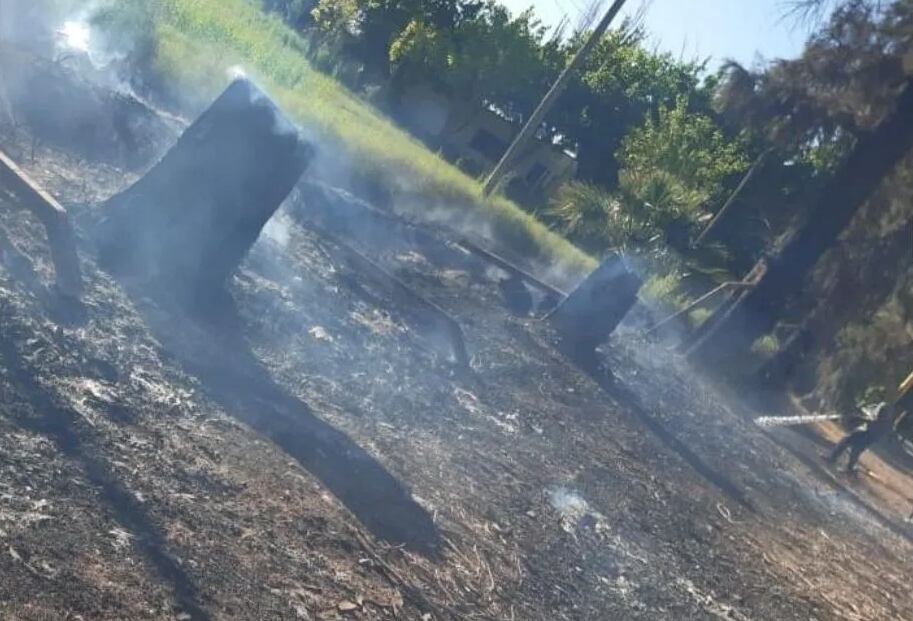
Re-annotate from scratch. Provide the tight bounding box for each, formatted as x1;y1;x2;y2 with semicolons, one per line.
457;237;568;301
0;46;181;167
294;180;480;272
292;180;575;322
310;225;471;368
498;274;534;316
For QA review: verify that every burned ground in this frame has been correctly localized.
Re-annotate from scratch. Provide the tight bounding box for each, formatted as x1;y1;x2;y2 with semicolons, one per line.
0;102;912;621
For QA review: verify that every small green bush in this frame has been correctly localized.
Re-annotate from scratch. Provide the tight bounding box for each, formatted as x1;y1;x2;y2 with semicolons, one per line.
688;307;712;327
751;334;780;359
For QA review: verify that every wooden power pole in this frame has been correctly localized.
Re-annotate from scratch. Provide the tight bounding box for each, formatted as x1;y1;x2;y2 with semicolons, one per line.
481;0;629;197
693;149;770;247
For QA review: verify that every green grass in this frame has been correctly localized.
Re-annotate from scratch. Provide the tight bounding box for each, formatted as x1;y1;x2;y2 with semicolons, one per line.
641;273;688;309
751;334;780;359
129;0;596;275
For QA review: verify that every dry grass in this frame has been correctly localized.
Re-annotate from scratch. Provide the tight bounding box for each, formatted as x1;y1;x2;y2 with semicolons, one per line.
134;0;596;274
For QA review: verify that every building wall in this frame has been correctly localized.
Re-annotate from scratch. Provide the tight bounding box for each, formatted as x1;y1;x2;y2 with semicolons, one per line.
398;84;577;198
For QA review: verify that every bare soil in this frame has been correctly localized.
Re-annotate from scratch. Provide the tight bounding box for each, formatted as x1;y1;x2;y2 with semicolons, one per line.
0;104;912;621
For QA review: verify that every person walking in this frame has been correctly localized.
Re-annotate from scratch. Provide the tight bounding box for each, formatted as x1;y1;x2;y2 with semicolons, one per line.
827;401;899;473
828;370;913;474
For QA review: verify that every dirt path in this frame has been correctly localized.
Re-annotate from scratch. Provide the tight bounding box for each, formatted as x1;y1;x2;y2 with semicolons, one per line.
0;122;912;620
814;421;913;516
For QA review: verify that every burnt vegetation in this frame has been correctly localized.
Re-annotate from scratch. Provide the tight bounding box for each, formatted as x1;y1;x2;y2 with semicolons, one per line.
0;0;912;620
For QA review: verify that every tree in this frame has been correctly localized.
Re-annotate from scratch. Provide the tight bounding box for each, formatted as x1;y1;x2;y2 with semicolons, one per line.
689;78;913;369
387;3;555;115
547;96;747;254
348;0;485;78
617;96;748;213
546;28;708;187
714;1;912;155
687;1;913;370
286;0;712;196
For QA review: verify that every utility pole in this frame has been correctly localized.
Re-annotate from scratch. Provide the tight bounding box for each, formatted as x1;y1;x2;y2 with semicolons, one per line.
481;0;628;197
693;149;770;247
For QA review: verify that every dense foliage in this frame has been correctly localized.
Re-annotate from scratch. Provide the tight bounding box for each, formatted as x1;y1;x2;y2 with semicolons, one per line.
263;0;750;260
266;0;719;187
387;2;558;118
547;96;749;255
548;29;708;186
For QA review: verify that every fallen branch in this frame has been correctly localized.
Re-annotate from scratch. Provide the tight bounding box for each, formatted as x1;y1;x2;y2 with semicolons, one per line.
644;280;756;337
0;147;82;296
456;238;567;300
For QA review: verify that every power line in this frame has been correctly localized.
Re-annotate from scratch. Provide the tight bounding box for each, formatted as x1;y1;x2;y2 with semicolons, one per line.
482;0;630;196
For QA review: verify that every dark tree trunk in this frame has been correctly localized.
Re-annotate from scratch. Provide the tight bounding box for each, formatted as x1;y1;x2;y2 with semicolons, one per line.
96;79;312;295
574;132;622;187
688;79;913;370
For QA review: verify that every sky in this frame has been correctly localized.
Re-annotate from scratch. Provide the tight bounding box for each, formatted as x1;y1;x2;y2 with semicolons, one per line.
500;0;822;70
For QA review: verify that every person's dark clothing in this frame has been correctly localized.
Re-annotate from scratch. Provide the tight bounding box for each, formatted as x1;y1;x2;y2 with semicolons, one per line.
828;402;896;472
828;430;872;471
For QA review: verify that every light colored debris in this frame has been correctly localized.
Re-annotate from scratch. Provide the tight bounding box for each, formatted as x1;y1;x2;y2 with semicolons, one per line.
308;326;335;343
108;527;134;551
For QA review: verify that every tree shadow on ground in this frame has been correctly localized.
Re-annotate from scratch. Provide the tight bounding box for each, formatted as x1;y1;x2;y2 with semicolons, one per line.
0;333;211;621
562;345;756;512
131;284;443;558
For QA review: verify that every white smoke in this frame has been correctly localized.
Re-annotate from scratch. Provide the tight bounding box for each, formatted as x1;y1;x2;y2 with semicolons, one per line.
262;209;294;248
59;19;90;53
47;5;137;96
226;65;248;81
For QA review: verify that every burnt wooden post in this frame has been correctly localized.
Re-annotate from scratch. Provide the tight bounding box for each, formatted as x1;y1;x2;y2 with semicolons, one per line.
0;148;82;297
96;79;312;292
547;254;641;365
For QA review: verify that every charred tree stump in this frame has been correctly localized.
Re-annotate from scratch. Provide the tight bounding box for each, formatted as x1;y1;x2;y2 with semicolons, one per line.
547;255;641;367
96;79;312;294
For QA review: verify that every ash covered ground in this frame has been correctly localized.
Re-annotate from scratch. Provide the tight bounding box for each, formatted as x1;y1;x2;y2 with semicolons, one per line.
1;81;912;621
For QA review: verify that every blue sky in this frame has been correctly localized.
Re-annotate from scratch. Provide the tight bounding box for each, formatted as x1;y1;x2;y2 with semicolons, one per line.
499;0;822;69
